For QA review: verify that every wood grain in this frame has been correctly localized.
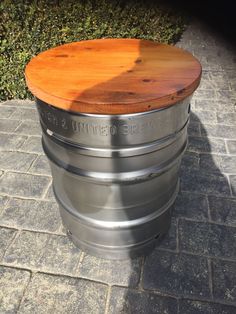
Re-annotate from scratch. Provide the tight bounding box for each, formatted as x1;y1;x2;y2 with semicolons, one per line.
25;39;201;114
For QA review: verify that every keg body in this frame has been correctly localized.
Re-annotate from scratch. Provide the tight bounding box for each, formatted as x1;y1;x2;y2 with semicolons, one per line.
36;97;191;259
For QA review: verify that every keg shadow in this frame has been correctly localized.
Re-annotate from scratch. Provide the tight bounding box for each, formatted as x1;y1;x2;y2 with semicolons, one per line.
105;113;233;312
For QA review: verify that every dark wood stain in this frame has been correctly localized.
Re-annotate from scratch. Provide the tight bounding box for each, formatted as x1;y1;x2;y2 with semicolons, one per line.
55;54;68;58
177;88;186;95
135;58;142;64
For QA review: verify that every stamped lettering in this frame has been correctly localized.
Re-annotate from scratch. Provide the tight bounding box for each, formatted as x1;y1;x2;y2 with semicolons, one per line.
38;106;156;137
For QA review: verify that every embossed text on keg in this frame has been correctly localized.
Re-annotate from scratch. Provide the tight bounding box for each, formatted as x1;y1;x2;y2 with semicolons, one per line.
71;121;117;136
70;120;156;136
38;107;58;126
38;106;157;136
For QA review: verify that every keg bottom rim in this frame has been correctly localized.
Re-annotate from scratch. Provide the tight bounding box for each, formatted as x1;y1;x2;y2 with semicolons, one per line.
67;228;169;260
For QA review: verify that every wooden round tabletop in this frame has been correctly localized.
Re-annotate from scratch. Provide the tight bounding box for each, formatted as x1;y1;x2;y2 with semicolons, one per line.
25;39;201;114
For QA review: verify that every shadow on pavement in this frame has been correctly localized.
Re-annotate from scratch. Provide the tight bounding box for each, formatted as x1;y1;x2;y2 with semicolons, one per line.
111;112;235;313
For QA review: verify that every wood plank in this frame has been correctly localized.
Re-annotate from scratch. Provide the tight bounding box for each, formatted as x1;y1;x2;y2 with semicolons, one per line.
25;39;201;114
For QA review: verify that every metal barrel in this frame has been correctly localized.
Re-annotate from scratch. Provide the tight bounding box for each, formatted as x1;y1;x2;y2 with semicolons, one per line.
36;96;191;259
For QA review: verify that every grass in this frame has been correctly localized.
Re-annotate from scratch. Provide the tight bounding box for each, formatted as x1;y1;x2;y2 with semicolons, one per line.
0;0;187;100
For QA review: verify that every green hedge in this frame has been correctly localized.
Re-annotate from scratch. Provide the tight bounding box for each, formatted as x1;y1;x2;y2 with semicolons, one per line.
0;0;187;101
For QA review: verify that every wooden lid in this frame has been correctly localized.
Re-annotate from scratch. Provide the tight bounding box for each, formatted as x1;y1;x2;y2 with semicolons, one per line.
25;39;201;114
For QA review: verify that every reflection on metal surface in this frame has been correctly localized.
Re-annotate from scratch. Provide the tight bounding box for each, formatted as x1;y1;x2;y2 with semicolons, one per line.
36;97;191;259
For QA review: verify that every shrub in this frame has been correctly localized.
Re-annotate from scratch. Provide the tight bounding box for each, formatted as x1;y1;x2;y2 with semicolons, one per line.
0;0;187;100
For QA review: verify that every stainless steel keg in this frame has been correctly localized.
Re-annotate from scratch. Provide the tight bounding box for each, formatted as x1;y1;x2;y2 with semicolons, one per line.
36;96;191;259
25;38;201;259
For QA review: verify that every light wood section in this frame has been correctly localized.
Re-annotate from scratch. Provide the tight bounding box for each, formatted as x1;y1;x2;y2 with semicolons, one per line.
25;39;201;114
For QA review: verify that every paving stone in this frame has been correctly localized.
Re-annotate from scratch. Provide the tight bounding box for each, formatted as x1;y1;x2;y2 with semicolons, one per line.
0;151;37;172
3;231;48;267
199;154;221;174
158;218;177;251
179;219;236;259
109;286;177;314
44;183;56;201
143;250;210;298
208;70;231;82
198;69;210;80
36;235;81;275
201;73;231;91
79;254;141;287
187;136;227;154
0;198;62;233
0;195;9;211
3;231;81;275
197;81;212;91
198;57;222;71
195;69;212;84
0;266;31;313
192;90;216;100
15;120;42;136
19;136;44;154
172;192;208;220
230;81;236;91
191;110;217;124
216;90;236;103
217;112;236;126
226;70;236;83
10;107;38;121
198;82;222;92
208;196;236;226
220;156;236;173
201;124;236;139
206;59;224;71
181;169;231;196
181;151;199;170
28;154;51;175
226;140;236;154
179;299;236;314
220;60;236;72
229;175;236;196
0;133;27;151
200;154;236;174
0;172;50;198
200;69;210;83
59;225;67;235
0;227;16;260
187;122;201;136
230;79;236;91
195;100;235;113
0;118;21;132
1;99;34;108
214;80;232;91
18;273;107;314
0;106;16;118
212;259;236;302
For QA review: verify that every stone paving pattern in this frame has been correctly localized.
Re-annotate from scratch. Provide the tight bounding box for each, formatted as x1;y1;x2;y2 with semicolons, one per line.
0;21;236;313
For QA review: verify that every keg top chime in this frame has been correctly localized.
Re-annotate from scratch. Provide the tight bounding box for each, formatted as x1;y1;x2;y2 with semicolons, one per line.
25;38;201;114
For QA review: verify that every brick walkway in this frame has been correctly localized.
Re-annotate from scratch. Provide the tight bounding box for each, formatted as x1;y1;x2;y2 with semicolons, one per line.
0;21;236;313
